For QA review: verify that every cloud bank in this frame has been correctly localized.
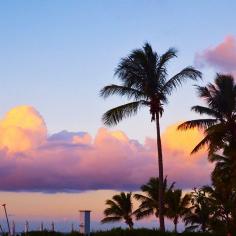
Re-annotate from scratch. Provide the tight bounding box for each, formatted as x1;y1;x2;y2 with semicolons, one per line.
0;106;212;192
195;35;236;75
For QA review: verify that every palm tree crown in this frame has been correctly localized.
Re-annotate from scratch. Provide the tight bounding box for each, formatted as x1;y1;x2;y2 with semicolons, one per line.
166;189;191;232
178;74;236;154
101;192;134;229
134;177;174;220
100;43;201;125
184;188;213;232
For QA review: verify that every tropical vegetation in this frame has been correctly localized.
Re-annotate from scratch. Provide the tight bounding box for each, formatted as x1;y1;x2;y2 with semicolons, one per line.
101;192;134;229
133;177;174;222
99;42;236;234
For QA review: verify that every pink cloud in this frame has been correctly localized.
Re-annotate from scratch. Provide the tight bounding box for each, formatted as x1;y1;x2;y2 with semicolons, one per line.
0;106;213;192
195;35;236;74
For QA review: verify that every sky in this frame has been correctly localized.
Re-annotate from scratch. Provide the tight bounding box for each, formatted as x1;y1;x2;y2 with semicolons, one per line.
0;0;236;232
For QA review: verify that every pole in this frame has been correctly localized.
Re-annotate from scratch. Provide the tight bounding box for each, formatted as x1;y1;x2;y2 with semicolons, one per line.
25;221;29;235
11;221;15;236
0;224;4;235
2;204;10;235
51;222;54;232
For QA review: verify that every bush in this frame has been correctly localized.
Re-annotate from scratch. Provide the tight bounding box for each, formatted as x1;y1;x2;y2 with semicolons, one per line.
22;229;217;236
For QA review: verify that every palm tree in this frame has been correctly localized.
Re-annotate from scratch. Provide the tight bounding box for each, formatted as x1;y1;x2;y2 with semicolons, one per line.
166;189;191;232
184;188;213;232
211;151;236;187
202;185;236;234
178;74;236;155
134;177;174;221
100;43;201;231
101;192;134;229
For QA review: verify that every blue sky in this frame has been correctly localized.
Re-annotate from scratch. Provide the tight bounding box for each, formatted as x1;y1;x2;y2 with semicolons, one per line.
0;0;235;142
0;0;236;232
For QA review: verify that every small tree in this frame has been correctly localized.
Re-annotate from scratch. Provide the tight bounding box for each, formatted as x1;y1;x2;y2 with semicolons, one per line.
101;192;134;229
134;177;174;221
184;188;213;232
166;189;191;232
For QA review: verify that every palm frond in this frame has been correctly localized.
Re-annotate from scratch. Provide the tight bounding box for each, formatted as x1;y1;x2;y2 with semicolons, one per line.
178;119;217;130
163;67;202;95
101;216;122;223
100;84;147;100
102;100;147;126
208;153;227;163
191;106;222;119
191;135;210;154
156;48;177;78
134;193;153;203
196;85;213;101
134;208;154;220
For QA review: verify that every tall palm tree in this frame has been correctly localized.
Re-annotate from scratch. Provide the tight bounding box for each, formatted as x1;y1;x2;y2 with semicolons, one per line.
101;192;134;229
166;189;191;232
100;43;201;231
134;177;174;221
178;74;236;155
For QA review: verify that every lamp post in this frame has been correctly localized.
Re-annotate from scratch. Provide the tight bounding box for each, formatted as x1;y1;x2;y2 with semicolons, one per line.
2;204;10;235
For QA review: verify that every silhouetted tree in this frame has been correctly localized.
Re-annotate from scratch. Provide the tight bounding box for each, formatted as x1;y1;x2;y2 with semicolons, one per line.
134;177;174;222
100;43;201;231
166;189;191;232
101;192;134;229
178;74;236;155
184;188;213;232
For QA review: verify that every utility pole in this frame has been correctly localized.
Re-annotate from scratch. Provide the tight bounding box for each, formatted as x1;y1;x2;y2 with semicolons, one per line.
2;204;10;235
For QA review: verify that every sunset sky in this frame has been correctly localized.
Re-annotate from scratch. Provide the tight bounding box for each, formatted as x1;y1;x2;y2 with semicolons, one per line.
0;0;236;232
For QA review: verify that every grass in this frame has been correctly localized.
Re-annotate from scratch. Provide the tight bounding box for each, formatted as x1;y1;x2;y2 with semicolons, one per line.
90;228;214;236
21;228;217;236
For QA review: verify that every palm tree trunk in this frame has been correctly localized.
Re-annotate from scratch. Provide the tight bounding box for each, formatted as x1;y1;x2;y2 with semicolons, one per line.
155;112;165;232
128;223;133;230
126;219;133;230
174;217;178;233
174;223;177;233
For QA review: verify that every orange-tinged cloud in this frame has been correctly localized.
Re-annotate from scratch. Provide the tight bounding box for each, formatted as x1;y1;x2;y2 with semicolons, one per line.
162;122;205;155
110;130;129;142
72;133;92;145
0;106;212;192
0;106;47;152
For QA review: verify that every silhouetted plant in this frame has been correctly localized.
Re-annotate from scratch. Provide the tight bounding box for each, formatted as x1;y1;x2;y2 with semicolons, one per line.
184;188;213;232
101;192;134;229
100;43;201;232
178;74;236;155
134;177;174;221
166;189;191;232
